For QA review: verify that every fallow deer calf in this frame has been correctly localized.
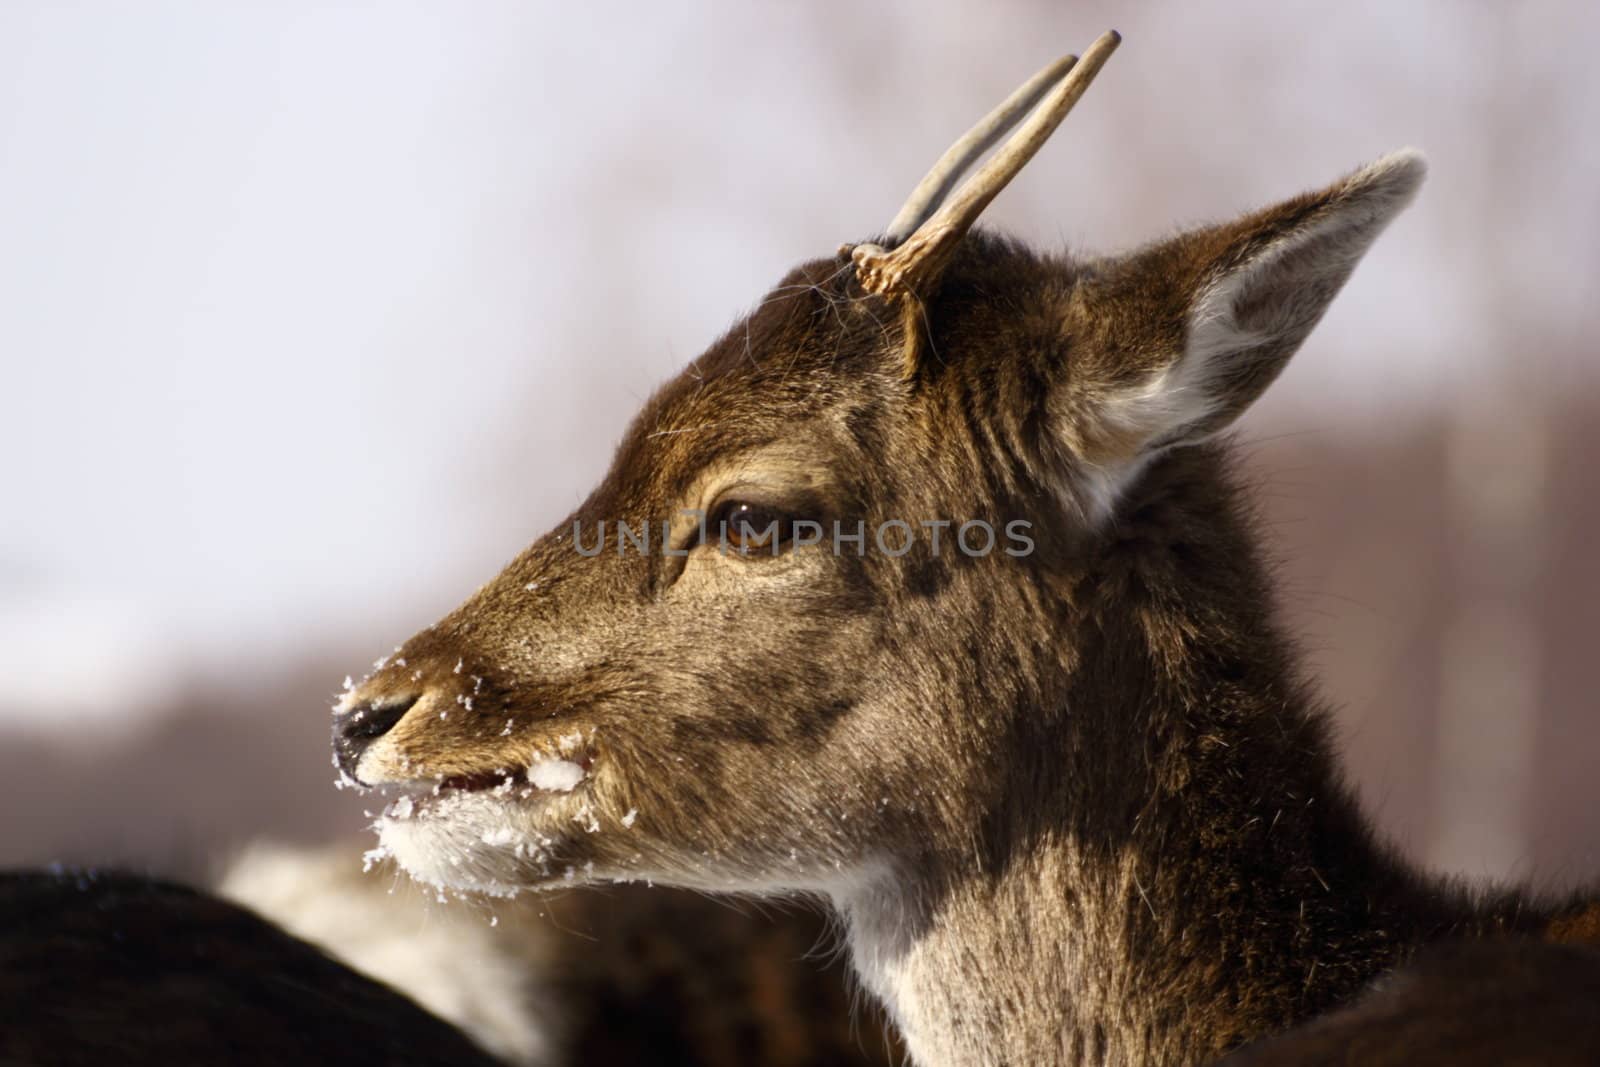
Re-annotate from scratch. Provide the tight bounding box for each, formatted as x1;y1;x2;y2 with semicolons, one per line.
333;31;1600;1065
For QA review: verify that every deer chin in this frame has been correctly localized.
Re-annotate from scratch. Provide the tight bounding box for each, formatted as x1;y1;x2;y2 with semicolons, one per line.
367;753;608;898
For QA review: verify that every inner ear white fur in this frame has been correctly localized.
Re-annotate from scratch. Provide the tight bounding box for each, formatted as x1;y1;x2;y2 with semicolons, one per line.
1081;148;1427;517
1072;336;1238;524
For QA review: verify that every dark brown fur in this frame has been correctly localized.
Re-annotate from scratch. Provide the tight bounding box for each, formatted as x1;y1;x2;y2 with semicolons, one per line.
538;888;897;1067
1218;940;1600;1066
0;868;504;1067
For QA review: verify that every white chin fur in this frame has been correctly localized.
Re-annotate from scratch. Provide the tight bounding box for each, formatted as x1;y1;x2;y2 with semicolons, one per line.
373;791;564;898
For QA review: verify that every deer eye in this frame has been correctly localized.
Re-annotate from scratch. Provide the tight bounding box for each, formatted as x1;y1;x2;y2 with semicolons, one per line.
708;500;797;556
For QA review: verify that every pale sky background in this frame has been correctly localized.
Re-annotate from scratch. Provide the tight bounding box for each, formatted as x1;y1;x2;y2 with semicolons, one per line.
3;2;1598;728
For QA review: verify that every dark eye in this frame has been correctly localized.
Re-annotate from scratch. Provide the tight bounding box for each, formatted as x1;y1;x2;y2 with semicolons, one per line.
709;500;796;556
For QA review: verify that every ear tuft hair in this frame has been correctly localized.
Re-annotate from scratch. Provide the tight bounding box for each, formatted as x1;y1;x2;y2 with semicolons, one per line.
1345;147;1429;212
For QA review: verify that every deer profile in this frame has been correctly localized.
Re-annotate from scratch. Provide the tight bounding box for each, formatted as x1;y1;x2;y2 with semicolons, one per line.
332;30;1600;1066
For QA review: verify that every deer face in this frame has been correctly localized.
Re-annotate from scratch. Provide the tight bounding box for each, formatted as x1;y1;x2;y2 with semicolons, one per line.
332;33;1424;900
331;251;1050;896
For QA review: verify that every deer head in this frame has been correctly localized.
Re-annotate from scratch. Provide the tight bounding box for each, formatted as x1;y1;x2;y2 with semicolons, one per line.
331;30;1423;920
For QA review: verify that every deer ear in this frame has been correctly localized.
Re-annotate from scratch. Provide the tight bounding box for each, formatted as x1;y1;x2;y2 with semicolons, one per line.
1062;149;1425;512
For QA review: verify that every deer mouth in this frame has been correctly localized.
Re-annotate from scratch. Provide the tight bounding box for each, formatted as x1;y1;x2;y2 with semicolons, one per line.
367;747;608;898
378;751;596;820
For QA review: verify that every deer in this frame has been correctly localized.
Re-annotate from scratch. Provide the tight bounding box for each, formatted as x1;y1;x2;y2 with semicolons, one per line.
2;850;893;1066
0;867;506;1066
330;29;1600;1066
1217;938;1600;1065
217;840;897;1066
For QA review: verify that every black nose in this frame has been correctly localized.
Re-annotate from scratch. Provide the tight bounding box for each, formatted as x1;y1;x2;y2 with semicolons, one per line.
333;694;419;783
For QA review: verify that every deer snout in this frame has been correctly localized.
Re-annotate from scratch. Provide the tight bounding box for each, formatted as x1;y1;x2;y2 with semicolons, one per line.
333;693;419;784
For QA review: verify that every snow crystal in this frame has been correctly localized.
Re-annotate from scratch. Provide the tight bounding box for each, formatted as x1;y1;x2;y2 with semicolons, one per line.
454;658;463;674
621;808;637;829
362;844;392;873
480;826;519;847
390;794;414;820
527;758;585;792
342;676;354;691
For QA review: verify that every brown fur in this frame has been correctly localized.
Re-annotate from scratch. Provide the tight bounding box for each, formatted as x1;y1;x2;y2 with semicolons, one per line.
328;140;1594;1065
219;840;897;1065
534;887;896;1067
1218;940;1600;1066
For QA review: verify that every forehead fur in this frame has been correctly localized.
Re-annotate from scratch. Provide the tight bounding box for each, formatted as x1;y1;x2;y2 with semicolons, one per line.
577;233;1104;527
600;254;889;506
630;236;1083;439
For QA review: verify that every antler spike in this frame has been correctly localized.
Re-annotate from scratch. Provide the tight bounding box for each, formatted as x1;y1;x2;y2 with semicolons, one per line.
854;30;1121;304
883;52;1083;244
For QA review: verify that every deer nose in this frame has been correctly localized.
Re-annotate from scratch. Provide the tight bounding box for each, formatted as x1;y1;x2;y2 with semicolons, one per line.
332;693;419;783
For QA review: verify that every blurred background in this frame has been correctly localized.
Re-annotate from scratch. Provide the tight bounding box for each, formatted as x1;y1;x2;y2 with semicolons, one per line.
2;2;1597;888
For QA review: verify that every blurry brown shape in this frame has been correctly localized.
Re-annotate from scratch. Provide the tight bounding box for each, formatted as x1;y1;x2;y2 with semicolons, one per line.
0;867;506;1067
219;839;896;1067
1217;939;1600;1066
537;886;897;1067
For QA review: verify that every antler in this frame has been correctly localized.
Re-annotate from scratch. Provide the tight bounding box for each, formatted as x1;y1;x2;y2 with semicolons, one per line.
881;52;1084;245
853;30;1121;302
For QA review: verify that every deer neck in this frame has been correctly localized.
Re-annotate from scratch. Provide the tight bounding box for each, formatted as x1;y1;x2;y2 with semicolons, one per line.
836;448;1494;1066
